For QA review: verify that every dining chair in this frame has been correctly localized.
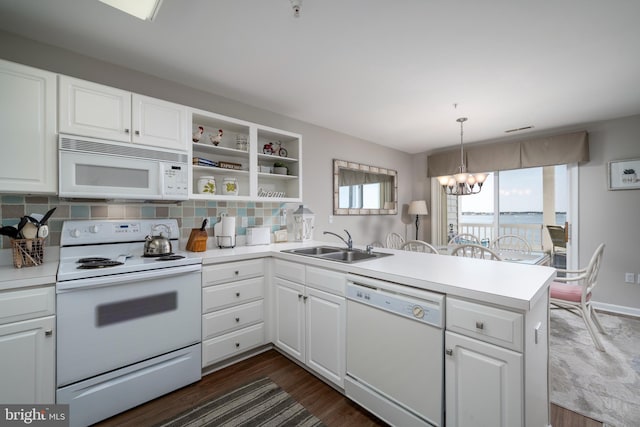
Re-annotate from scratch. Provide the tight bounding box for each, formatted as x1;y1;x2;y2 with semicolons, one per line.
491;234;532;254
385;232;405;249
400;240;439;254
447;233;480;245
369;241;384;248
450;244;502;261
550;243;606;351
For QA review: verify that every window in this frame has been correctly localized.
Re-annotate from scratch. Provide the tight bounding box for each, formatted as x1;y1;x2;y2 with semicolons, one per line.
452;166;568;250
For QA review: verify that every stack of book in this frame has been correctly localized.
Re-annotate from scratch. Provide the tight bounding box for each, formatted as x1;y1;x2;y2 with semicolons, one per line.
193;157;218;168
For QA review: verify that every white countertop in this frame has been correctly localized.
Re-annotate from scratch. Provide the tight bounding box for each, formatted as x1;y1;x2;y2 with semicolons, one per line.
0;241;555;311
199;241;555;311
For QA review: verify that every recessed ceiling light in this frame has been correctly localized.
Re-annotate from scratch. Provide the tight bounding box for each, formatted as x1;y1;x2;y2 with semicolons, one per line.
504;125;534;133
99;0;163;21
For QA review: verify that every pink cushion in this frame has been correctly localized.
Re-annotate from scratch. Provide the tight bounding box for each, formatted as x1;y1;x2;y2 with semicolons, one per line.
550;281;591;302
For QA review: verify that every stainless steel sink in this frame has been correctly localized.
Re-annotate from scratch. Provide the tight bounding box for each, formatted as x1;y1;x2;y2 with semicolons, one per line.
282;246;392;263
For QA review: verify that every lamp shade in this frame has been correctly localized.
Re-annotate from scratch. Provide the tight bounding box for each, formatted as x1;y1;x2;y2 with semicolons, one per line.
408;200;429;216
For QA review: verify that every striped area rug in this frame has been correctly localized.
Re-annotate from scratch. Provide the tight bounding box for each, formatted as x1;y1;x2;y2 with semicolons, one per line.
157;377;325;427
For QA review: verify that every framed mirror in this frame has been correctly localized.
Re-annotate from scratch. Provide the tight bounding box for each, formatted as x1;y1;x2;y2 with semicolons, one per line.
333;159;397;215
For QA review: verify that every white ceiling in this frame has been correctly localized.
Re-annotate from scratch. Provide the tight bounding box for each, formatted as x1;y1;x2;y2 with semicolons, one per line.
1;0;639;154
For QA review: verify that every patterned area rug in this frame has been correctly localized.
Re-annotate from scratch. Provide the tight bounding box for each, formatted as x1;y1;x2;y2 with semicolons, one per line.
550;309;640;427
157;377;325;427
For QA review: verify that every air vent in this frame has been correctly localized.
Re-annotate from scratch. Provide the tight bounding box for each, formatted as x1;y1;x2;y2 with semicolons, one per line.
505;126;534;133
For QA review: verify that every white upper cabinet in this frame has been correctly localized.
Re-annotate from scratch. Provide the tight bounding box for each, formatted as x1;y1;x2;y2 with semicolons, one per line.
59;75;187;151
0;59;57;194
190;108;302;202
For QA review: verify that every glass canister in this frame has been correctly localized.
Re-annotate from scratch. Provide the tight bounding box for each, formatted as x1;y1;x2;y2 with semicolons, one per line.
222;177;239;195
196;176;216;194
235;134;248;151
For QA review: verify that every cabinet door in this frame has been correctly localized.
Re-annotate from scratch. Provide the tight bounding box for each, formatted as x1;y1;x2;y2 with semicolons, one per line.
132;94;187;151
445;331;523;427
0;316;55;404
273;277;305;363
59;75;131;142
305;287;345;387
0;60;57;194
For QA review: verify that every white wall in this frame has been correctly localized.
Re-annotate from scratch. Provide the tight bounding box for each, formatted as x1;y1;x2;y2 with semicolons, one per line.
577;114;640;311
0;30;416;247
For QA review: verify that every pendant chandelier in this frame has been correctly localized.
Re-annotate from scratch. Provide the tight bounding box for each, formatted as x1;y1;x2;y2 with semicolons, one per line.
437;117;487;196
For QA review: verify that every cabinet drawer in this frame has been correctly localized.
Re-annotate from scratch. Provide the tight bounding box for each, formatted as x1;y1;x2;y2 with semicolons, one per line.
202;277;264;312
446;297;523;352
203;259;264;286
202;300;264;340
274;259;305;283
202;323;265;367
306;266;346;296
0;286;55;326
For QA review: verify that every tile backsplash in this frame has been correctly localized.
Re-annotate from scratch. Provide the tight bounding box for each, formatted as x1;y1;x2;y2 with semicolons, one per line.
0;195;286;249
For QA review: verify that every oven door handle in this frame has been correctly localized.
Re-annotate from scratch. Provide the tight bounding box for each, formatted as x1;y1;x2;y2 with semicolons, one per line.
56;264;201;292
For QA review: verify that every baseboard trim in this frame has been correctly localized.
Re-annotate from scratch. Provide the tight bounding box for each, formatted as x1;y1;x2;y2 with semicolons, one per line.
592;301;640;318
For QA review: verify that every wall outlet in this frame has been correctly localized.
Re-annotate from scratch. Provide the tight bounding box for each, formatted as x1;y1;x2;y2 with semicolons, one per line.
624;272;635;284
329;215;334;224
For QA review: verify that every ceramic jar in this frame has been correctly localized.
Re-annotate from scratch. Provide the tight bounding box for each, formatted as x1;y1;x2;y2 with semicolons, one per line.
196;176;216;194
222;177;239;195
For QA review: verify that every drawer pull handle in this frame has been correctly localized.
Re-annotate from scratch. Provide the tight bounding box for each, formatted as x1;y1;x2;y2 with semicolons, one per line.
135;130;140;135
45;329;53;337
124;128;130;134
476;321;484;330
235;342;240;348
298;294;303;299
236;292;240;297
235;271;239;275
303;296;308;302
235;317;240;322
445;348;453;356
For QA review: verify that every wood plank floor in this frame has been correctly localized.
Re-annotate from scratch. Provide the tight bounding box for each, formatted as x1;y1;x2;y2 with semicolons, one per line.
94;349;601;427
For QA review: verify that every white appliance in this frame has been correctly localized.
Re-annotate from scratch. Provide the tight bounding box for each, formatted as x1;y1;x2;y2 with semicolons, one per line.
345;274;445;427
58;134;188;201
56;219;202;427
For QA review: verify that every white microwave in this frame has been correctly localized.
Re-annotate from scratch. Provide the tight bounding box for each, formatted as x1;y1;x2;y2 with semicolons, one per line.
59;134;188;201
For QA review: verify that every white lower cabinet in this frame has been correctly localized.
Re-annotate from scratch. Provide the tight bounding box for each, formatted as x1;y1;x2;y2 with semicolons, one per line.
273;260;346;388
201;260;266;367
0;286;56;403
445;331;522;427
445;294;549;427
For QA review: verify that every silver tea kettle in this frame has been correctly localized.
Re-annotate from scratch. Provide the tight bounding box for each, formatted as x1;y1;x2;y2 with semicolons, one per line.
144;224;172;256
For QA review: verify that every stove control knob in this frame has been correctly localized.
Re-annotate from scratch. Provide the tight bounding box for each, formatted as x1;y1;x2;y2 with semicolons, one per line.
89;225;100;233
70;229;81;238
412;305;425;319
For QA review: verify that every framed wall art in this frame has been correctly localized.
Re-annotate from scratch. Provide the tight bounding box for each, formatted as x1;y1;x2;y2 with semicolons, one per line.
608;158;640;190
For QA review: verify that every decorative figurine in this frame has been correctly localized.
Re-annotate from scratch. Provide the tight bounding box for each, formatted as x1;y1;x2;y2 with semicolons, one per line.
192;126;204;142
210;129;223;146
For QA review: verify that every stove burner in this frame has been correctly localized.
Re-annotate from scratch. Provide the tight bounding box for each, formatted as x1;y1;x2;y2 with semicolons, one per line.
142;253;174;258
77;257;111;263
77;260;124;269
156;255;185;261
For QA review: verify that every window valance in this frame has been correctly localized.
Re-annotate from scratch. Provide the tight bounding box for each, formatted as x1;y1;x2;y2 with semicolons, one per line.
427;131;589;177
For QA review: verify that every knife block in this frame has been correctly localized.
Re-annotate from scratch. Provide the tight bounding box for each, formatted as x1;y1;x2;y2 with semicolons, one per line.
186;229;208;252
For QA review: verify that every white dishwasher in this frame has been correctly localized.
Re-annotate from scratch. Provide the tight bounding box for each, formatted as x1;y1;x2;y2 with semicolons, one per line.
345;274;444;427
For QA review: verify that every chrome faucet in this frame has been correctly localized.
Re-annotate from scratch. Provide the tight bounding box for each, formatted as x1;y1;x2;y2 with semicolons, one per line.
323;229;353;250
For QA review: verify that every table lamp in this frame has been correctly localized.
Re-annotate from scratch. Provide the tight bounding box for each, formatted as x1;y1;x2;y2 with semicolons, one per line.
408;200;429;240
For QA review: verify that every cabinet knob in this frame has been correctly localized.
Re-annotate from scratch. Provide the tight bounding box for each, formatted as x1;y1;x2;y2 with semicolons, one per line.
298;294;303;299
235;342;240;348
234;271;239;275
235;317;240;323
45;329;53;337
475;321;484;330
445;348;453;356
124;128;130;134
236;292;240;297
135;130;140;136
303;296;308;302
